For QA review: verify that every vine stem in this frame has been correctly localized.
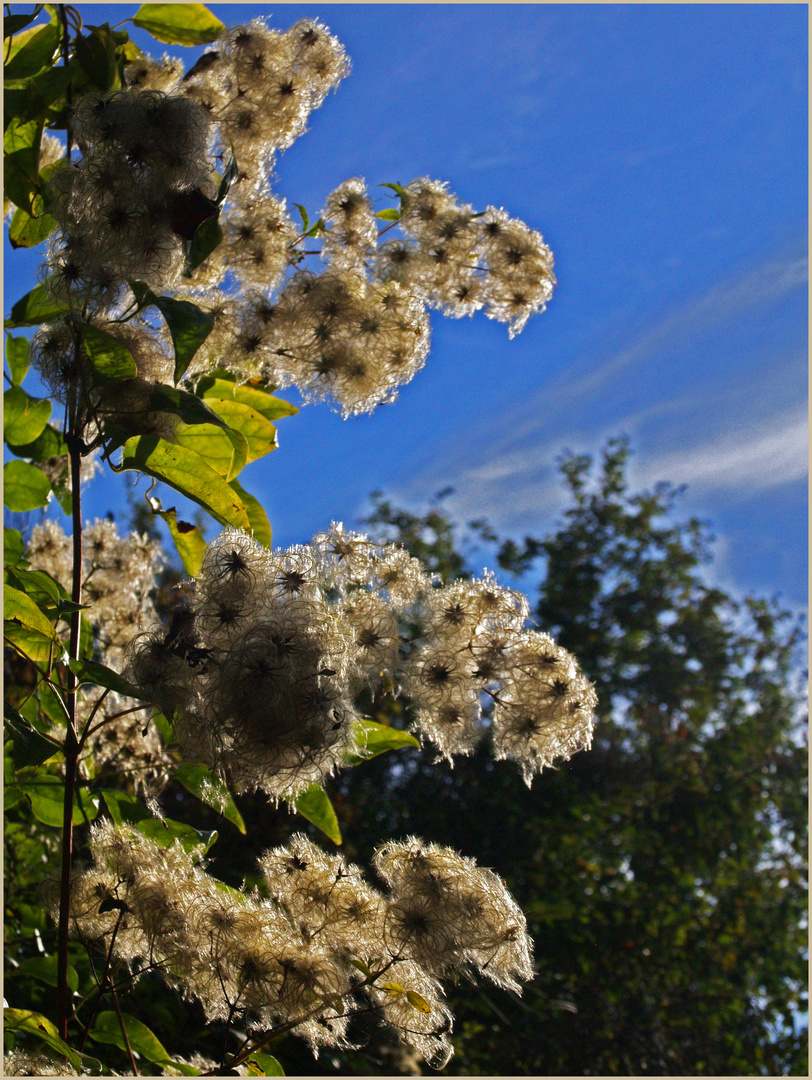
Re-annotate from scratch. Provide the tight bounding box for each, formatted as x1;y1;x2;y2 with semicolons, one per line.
56;389;84;1042
56;10;77;1037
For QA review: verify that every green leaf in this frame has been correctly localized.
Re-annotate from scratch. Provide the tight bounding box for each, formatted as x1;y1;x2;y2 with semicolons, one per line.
292;783;342;845
37;678;69;726
4;147;41;214
4;7;45;37
74;25;120;93
229;478;272;548
294;202;310;233
186;213;223;274
132;4;225;46
148;382;230;429
5;280;68;327
3;459;51;511
147;386;249;480
162;1063;202;1076
118;434;250;529
174;761;246;834
345;720;420;766
3;22;59;79
202;397;277;463
4;624;61;668
4;118;42;214
68;658;144;699
380;182;407;200
159;508;207;576
3;1008;83;1072
136;816;218;855
90;1011;170;1064
77;322;137;381
5;703;63;768
5;566;63;622
215;150;238;205
150;710;176;744
8;204;57;248
375;208;400;221
11;955;78;993
382;981;406;996
5;334;30;384
102;789;151;827
130;285;215;383
173;420;248;482
6;421;68;461
4;583;61;665
21;772;99;827
7;64;72;125
4;527;26;567
4;115;41;155
4;386;51;444
246;1053;285;1076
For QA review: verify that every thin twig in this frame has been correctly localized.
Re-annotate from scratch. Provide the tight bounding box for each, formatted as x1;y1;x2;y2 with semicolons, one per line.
111;981;139;1076
77;911;125;1051
82;703;150;745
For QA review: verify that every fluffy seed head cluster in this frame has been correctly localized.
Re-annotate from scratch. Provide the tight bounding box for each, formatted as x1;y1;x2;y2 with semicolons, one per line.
259;269;431;416
220;193;299;291
69;825;528;1068
25;521;171;791
124;53;184;93
45;90;213;307
375;838;534;993
27;518;161;666
376;178;556;336
3;1051;84;1076
183;18;349;175
125;525;594;794
30;314;181;441
322;177;378;270
32;19;555;422
128;530;360;799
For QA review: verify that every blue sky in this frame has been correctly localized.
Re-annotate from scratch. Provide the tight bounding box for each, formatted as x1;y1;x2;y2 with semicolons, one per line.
6;4;808;612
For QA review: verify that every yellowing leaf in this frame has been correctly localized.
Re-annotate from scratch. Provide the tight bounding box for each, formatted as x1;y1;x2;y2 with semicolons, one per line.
132;5;225;47
203;397;277;463
161;509;208;576
406;990;432;1013
119;435;250;529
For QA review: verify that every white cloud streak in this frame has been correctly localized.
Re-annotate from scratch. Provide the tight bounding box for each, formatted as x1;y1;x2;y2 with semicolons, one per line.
397;245;808;534
632;409;808;497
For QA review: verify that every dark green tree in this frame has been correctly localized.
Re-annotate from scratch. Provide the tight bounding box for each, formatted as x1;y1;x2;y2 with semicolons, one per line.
328;436;807;1075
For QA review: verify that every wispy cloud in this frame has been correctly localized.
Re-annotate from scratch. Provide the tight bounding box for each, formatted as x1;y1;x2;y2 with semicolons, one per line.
396;244;808;535
632;408;808;497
